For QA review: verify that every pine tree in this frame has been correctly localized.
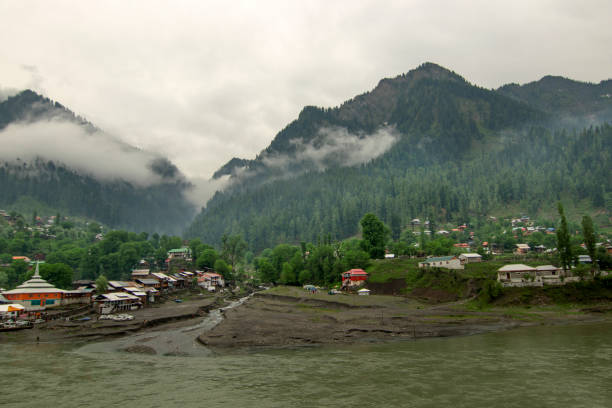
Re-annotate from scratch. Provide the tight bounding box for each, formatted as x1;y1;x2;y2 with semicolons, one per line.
581;215;597;275
556;203;572;273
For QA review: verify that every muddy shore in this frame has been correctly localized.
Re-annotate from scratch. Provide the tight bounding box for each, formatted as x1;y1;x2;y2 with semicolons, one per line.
0;293;227;345
198;287;611;349
3;287;609;353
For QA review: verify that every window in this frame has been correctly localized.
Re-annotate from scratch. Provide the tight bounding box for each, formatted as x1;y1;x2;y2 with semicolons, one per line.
46;299;55;305
31;300;41;306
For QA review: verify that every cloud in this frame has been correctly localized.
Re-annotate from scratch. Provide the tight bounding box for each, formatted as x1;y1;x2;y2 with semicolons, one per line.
184;176;231;209
0;1;610;181
241;125;399;179
0;85;19;102
0;119;180;186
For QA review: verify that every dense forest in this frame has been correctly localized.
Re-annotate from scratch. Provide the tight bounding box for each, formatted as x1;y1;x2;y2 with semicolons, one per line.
187;63;611;251
188;125;611;252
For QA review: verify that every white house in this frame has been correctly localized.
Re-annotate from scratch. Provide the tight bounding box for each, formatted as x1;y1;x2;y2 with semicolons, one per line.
418;256;463;270
497;264;537;286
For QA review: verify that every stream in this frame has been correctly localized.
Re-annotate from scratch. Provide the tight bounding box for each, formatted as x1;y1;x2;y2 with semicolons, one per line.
77;292;255;356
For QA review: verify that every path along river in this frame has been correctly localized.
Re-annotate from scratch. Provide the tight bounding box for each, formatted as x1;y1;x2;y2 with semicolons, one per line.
1;298;611;408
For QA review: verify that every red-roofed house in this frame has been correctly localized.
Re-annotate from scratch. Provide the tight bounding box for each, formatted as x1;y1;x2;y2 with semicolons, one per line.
198;272;225;291
342;269;368;288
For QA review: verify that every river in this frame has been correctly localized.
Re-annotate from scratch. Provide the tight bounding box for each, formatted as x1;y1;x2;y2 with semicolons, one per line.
2;320;611;407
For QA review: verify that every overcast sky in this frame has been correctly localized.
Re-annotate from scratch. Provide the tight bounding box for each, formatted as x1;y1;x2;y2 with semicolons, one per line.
1;0;611;179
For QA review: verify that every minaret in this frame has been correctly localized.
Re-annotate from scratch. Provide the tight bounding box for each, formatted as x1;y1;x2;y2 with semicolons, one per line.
33;261;41;279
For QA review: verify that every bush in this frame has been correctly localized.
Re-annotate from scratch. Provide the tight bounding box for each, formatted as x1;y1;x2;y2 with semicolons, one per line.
479;280;503;303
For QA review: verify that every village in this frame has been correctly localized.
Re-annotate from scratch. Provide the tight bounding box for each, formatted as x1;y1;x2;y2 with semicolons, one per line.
1;209;611;335
0;246;227;329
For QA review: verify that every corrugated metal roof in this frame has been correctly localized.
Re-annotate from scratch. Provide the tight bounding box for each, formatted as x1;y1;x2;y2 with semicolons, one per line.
136;279;160;285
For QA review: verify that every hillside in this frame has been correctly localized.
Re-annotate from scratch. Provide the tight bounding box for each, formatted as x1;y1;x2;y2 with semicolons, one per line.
498;76;612;121
187;63;611;251
213;63;543;183
0;90;195;234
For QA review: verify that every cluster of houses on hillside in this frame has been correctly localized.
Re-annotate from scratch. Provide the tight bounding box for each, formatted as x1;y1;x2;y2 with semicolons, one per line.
0;210;62;240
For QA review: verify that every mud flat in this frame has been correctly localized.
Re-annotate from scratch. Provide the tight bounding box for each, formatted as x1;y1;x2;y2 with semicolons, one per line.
198;286;611;349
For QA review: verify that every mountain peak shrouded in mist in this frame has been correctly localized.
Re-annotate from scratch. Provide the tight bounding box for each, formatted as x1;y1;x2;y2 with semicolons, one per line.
212;62;539;182
0;89;196;234
0;89;94;131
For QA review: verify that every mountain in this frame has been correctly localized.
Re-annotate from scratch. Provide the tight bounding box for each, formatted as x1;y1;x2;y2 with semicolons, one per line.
0;90;195;234
498;75;612;125
214;63;543;182
187;63;611;251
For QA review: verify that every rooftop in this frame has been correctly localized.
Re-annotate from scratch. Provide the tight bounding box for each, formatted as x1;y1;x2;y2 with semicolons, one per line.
498;264;536;272
1;262;65;295
421;256;456;263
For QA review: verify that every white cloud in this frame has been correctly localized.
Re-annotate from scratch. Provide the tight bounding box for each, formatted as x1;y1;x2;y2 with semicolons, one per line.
0;0;610;181
247;125;399;178
0;120;172;186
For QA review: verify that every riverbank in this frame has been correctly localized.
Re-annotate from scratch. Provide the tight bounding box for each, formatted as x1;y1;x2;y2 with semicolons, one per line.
0;291;227;345
198;286;612;349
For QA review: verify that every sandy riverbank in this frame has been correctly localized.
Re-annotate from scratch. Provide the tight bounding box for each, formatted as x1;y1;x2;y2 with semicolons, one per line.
198;286;611;349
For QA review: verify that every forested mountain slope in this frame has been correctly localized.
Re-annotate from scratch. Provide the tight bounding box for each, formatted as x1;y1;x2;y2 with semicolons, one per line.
498;76;612;120
187;63;611;251
0;90;195;234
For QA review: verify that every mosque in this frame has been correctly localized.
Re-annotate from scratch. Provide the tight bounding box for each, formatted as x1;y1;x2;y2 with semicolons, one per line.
0;262;65;311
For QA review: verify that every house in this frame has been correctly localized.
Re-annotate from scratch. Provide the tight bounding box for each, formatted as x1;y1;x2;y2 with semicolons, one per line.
198;272;225;291
108;281;132;291
357;288;371;296
497;264;538;286
62;287;95;305
135;278;161;290
341;269;368;288
151;273;171;291
122;286;148;304
458;253;482;264
418;256;463;270
167;247;192;261
578;255;592;264
453;243;470;249
171;274;187;288
515;244;530;254
131;269;151;280
93;292;141;314
534;265;564;285
12;256;32;263
72;280;95;290
384;253;396;259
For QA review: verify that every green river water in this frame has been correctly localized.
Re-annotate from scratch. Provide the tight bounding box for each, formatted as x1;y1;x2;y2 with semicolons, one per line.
1;322;611;408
